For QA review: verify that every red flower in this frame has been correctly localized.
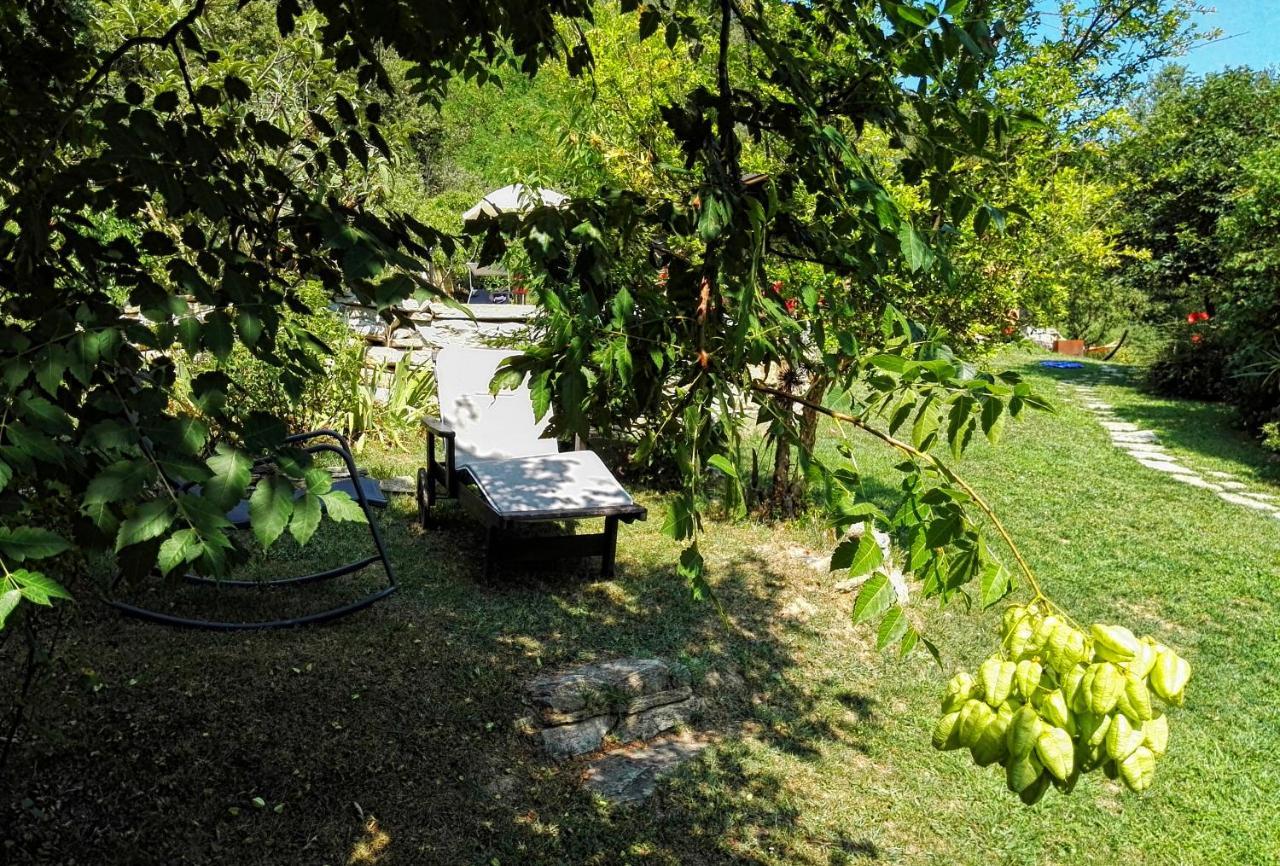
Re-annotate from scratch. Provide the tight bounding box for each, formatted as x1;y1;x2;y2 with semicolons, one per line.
785;298;798;313
771;280;784;292
1187;311;1210;324
1191;333;1203;344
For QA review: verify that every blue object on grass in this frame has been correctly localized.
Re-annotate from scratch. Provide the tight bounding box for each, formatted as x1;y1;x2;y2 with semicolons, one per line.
1039;360;1085;369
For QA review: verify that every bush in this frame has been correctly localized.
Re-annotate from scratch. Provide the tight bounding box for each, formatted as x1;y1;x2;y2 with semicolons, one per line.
183;282;367;435
1145;323;1229;402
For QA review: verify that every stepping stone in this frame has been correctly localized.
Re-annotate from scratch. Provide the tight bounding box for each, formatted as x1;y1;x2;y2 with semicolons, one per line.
1135;459;1186;474
1084;402;1112;410
1218;481;1249;491
1217;492;1280;512
1111;430;1159;444
1169;475;1222;491
583;734;710;805
1206;471;1235;479
1101;421;1141;432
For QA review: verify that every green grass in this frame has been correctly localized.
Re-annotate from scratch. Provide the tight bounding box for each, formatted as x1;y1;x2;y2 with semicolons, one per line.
3;351;1279;865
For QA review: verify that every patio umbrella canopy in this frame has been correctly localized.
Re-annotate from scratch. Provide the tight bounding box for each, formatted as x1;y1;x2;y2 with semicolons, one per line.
462;183;568;221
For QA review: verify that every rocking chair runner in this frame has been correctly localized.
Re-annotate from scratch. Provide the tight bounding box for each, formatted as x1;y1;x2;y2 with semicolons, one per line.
108;429;397;630
417;347;646;578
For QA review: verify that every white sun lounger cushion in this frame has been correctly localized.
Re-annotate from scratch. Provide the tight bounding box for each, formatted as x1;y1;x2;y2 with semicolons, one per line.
435;346;559;466
463;451;637;520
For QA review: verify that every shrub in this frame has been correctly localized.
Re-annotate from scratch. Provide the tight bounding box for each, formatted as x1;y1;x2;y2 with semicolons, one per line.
1145;322;1229;402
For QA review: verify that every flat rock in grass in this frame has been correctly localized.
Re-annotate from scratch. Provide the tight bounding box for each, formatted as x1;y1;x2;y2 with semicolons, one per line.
1101;421;1141;432
1206;470;1236;479
539;716;612;760
583;734;710;805
1217;480;1249;491
1217;491;1279;512
378;475;415;495
612;696;701;743
1169;474;1221;491
1111;430;1159;444
1135;458;1186;474
527;658;690;725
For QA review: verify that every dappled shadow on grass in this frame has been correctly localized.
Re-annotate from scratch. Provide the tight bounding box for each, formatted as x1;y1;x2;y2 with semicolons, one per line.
2;497;881;865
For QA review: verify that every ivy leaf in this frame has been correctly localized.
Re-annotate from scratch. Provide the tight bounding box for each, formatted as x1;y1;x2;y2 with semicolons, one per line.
116;499;175;551
157;528;202;575
831;529;883;576
289;492;322;546
249;476;295;548
980;397;1005;445
204;445;252;511
320;489;367;523
0;588;21;629
0;527;71;562
9;569;71;605
852;573;895;624
980;563;1012;607
876;605;909;649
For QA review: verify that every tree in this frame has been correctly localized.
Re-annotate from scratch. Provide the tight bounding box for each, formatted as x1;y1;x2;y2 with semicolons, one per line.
2;0;1193;800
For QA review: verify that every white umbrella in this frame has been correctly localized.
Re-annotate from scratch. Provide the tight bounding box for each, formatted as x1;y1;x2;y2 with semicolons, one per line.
461;183;568;221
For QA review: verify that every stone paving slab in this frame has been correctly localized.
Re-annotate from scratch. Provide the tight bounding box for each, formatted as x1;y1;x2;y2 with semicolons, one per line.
583;734;711;805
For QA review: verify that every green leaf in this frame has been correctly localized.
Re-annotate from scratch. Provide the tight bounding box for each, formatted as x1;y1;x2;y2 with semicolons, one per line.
84;460;150;506
0;527;71;562
116;499;174;551
831;529;883;576
979;563;1012;607
0;460;10;494
897;224;931;272
868;353;908;374
289;492;322;545
320;489;367;523
876;605;909;649
980;397;1005;444
677;542;714;603
10;569;72;603
912;405;939;450
249;476;295;547
157;529;202;575
203;310;234;361
852;573;895;625
0;588;20;629
204;445;252;511
707;454;738;478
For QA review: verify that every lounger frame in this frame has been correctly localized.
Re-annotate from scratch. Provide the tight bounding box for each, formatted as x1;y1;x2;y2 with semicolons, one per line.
417;419;645;578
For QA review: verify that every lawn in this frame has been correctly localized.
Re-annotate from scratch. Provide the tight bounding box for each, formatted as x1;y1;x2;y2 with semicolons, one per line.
3;352;1278;865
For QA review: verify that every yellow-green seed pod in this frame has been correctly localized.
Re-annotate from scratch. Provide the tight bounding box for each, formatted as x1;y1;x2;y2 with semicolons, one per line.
958;699;995;747
1085;662;1124;716
1150;650;1191;706
1003;616;1037;659
1006;704;1042;758
1032;614;1062;650
1015;659;1042;701
1039;688;1076;735
1105;712;1145;762
1035;726;1075;782
1126;638;1158;679
1119;745;1157;793
1002;604;1029;638
942;671;976;713
1091;623;1139;663
1120;673;1154;721
970;712;1010;767
1087;712;1113;749
1142;714;1169;756
932;711;963;751
1019;770;1052;805
1062;664;1088;714
980;658;1017;707
1006;752;1044;794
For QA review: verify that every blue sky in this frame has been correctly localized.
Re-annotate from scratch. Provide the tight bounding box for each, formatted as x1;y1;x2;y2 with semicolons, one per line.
1176;0;1280;74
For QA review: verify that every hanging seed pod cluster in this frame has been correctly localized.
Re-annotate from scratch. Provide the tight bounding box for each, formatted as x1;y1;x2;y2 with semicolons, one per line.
932;604;1191;803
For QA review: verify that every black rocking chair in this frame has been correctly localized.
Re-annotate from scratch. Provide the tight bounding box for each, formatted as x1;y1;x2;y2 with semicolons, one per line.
108;429;397;630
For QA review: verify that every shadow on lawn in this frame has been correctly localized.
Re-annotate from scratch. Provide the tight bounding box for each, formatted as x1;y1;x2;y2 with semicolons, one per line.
1017;358;1280;484
1;500;882;865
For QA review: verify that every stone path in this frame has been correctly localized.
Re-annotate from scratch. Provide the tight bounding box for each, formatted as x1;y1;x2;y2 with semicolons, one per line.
1064;375;1280;520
